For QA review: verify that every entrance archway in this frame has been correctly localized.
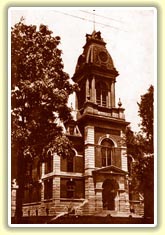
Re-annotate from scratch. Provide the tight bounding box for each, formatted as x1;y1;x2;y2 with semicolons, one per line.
102;179;119;210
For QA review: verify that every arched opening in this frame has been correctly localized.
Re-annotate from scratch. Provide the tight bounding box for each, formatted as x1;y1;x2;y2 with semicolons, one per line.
67;149;75;172
101;138;114;167
96;81;108;107
102;179;119;210
45;150;53;174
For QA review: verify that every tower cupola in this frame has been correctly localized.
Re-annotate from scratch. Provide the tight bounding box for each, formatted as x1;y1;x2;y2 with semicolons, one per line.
72;30;125;121
73;30;118;80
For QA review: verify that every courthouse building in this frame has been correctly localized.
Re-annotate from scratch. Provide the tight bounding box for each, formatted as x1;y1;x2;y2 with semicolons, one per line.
12;30;139;218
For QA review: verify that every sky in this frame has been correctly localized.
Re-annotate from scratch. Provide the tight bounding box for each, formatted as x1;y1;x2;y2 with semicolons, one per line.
9;7;156;132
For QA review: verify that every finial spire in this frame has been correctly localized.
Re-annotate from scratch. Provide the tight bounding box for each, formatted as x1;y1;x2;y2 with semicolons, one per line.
93;9;95;31
118;98;122;107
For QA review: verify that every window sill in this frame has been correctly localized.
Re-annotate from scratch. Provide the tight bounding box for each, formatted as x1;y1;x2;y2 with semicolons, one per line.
23;201;41;206
43;198;53;202
60;198;85;202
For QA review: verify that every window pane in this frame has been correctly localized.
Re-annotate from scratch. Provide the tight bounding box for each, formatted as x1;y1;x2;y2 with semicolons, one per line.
67;157;74;172
44;178;53;199
96;81;108;107
101;148;106;166
107;148;111;165
67;180;75;198
102;91;107;107
96;90;101;105
101;139;114;167
45;152;53;174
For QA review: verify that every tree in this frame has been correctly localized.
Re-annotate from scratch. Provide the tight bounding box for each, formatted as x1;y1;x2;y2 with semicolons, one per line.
137;85;154;220
11;20;77;222
137;85;154;153
126;85;154;220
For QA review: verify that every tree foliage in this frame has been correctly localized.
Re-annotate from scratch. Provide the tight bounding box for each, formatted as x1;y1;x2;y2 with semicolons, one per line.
11;20;78;160
126;85;154;218
137;85;154;152
11;20;78;221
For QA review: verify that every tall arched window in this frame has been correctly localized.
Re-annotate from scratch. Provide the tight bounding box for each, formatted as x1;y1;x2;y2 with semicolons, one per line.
45;151;53;174
96;81;108;107
101;139;114;167
67;149;75;172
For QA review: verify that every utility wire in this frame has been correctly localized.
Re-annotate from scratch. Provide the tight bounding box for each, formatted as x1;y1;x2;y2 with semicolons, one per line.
80;10;124;23
53;10;127;32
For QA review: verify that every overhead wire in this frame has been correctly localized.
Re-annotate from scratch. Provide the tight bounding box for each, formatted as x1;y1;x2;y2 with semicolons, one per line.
80;9;124;23
53;10;127;32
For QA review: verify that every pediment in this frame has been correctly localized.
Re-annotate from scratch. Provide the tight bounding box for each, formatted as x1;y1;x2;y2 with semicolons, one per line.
92;165;128;175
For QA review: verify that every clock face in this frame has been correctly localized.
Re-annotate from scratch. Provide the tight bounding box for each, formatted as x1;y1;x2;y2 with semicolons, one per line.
99;51;108;62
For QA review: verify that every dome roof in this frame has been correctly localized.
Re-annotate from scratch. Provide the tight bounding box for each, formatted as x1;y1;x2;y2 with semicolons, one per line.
74;31;117;76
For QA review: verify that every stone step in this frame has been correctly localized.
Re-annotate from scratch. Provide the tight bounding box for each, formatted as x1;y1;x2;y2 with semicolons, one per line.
93;210;143;218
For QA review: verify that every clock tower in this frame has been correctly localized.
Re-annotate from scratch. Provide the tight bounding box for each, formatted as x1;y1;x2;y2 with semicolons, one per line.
73;30;118;112
72;30;130;215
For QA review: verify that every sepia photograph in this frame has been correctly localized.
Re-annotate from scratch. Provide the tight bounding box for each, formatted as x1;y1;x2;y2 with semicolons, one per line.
8;6;157;227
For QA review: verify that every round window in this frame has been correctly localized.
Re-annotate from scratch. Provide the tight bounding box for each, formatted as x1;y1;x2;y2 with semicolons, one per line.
99;51;108;62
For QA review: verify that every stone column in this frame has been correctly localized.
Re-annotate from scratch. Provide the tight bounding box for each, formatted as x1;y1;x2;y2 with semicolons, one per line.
11;179;19;218
54;153;60;174
75;92;79;120
95;181;103;213
84;126;95;174
108;91;111;107
84;125;96;214
91;76;96;103
111;82;116;107
86;79;90;101
121;148;128;172
115;191;120;212
53;177;61;212
53;154;61;213
41;162;45;202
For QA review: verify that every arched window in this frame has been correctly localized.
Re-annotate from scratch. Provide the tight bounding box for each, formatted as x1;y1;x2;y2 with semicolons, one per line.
67;149;75;172
96;81;108;107
44;178;53;199
67;179;75;198
45;151;53;174
101;139;114;167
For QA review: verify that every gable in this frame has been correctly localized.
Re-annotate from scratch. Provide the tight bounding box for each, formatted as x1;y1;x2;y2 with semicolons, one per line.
92;165;128;176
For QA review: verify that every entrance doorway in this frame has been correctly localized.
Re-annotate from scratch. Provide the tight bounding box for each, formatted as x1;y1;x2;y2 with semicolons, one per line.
102;179;119;210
